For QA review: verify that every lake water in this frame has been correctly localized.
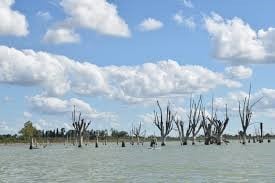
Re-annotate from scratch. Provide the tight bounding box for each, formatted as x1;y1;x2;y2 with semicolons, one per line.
1;141;275;183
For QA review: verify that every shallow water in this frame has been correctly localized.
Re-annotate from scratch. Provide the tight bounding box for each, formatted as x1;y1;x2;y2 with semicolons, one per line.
0;141;275;183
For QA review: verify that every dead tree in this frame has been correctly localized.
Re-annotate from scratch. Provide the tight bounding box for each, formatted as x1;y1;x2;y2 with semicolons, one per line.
72;106;91;148
153;101;174;146
95;131;99;148
201;109;212;145
208;105;229;145
103;130;108;145
238;85;262;144
175;119;185;145
132;122;145;145
188;96;203;145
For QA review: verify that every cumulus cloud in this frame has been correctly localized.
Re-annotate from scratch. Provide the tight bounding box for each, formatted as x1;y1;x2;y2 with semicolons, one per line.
0;121;15;134
211;88;275;119
204;12;275;64
173;11;196;29
139;18;163;32
43;0;130;43
0;0;28;36
0;45;241;103
0;45;71;96
27;95;116;121
43;27;80;44
225;65;253;79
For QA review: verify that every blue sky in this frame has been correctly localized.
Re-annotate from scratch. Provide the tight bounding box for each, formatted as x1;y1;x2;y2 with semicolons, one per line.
0;0;275;136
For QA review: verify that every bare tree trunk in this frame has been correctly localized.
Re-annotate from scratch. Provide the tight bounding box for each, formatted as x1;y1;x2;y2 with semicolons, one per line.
161;136;166;146
95;135;99;148
192;135;196;145
29;137;33;149
216;135;222;145
78;135;83;148
182;137;188;145
122;140;125;147
243;135;247;144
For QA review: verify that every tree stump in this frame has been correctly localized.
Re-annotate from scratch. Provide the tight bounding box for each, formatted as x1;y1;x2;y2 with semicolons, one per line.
122;141;125;147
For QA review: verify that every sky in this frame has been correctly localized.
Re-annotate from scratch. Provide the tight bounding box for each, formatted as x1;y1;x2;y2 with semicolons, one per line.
0;0;275;136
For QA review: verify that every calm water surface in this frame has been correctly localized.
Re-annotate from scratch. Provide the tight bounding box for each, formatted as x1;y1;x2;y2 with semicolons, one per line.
0;141;275;183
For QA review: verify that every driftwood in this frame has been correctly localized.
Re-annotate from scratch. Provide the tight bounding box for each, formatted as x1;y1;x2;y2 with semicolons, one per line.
153;101;174;146
72;106;91;148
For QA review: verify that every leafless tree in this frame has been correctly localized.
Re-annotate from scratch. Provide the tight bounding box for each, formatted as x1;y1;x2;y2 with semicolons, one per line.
132;122;145;145
207;104;229;145
188;96;203;145
174;119;185;145
238;85;263;144
153;101;174;146
72;106;91;148
201;108;212;145
103;130;108;145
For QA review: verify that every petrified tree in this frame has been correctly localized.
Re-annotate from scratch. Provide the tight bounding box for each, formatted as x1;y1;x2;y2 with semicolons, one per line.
238;85;262;145
72;106;91;148
153;101;174;146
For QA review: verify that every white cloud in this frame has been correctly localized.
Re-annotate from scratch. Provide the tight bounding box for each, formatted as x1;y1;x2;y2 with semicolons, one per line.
27;95;116;121
23;111;32;118
44;0;130;43
182;0;193;8
0;0;28;36
173;11;196;29
0;45;71;96
225;65;253;79
43;27;80;44
139;18;163;32
0;121;15;134
204;12;275;64
0;45;241;103
212;88;275;119
36;11;52;21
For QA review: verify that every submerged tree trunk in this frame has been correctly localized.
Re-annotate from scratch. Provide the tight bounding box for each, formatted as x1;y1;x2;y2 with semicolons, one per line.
29;137;33;149
137;136;140;145
192;136;196;145
182;137;188;145
121;140;125;147
95;136;99;148
204;137;211;145
78;135;83;148
216;135;222;145
242;133;247;145
161;136;166;146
